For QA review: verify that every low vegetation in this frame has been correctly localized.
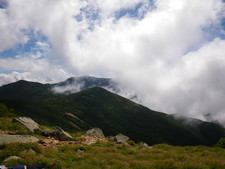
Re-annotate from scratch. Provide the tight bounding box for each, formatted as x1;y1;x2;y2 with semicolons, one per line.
1;142;225;169
0;104;225;169
1;95;225;168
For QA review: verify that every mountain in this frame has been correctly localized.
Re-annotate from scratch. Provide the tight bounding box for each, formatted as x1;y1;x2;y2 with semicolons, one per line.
51;76;117;94
51;76;139;101
0;79;225;146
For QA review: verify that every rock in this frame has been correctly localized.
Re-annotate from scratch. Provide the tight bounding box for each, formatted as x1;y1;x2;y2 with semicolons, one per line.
139;142;151;149
3;156;22;162
41;127;73;141
77;148;84;153
54;127;73;141
113;134;129;144
0;135;39;144
81;135;99;145
13;117;41;133
41;129;56;137
85;128;105;138
21;149;36;155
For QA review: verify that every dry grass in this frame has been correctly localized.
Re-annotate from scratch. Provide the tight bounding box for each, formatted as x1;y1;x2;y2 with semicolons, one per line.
0;142;225;169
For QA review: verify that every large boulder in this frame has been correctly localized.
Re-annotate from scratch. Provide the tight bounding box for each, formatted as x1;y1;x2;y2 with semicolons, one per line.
41;127;73;141
0;135;39;144
13;117;41;133
85;128;105;138
113;134;129;144
54;127;73;141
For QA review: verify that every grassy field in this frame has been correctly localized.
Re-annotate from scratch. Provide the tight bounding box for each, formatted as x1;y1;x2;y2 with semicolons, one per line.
1;142;225;169
1;105;225;169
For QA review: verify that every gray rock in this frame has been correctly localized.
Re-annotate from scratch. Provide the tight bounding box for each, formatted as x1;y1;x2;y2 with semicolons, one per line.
139;142;151;149
13;117;41;133
0;135;39;144
85;128;105;138
113;134;129;144
54;127;73;141
41;127;73;141
3;156;22;162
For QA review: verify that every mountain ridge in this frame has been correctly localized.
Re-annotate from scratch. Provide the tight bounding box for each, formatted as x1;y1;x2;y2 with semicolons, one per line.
0;78;224;146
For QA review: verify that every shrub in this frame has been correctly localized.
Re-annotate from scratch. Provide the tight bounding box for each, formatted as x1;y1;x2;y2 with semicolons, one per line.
215;138;225;148
0;103;16;118
128;140;135;146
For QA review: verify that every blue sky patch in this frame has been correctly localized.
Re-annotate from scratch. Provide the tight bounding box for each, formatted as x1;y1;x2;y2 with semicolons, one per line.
0;0;7;9
115;0;155;20
75;5;101;31
0;30;50;59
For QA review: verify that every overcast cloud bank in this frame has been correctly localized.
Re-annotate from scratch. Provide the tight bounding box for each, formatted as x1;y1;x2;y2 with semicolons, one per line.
0;0;225;124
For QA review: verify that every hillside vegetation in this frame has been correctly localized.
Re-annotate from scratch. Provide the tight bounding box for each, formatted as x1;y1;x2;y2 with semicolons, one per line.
0;80;225;146
0;113;225;169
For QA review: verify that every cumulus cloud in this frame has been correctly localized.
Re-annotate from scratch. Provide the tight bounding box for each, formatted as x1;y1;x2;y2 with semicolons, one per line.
1;0;225;124
0;56;72;85
52;82;84;94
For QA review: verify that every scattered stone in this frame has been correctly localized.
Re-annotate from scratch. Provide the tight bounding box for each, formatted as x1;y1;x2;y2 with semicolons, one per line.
21;149;36;155
85;128;105;138
13;117;41;133
139;142;151;149
3;156;22;162
0;135;39;144
113;134;129;144
42;138;53;144
77;148;84;153
81;135;99;145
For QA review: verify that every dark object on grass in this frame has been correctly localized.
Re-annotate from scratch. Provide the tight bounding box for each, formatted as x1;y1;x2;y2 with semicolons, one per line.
27;164;46;169
7;164;45;169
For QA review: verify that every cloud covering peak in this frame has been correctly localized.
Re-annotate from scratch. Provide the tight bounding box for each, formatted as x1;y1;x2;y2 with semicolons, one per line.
1;0;225;123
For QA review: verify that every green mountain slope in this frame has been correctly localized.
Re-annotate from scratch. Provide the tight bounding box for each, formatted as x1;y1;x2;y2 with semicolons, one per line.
0;80;53;100
0;80;224;146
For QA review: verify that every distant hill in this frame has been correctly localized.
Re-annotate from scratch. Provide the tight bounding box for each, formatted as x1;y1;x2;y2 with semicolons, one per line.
0;79;225;146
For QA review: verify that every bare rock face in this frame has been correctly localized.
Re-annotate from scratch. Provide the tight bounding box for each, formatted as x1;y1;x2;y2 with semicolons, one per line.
85;128;105;138
13;117;41;133
0;135;39;144
113;134;129;144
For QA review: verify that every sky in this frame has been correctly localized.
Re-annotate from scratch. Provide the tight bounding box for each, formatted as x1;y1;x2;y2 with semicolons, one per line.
0;0;225;123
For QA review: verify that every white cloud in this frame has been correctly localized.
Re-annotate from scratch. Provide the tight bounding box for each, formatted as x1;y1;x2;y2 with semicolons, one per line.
0;71;30;86
1;0;225;124
0;56;72;84
52;82;84;94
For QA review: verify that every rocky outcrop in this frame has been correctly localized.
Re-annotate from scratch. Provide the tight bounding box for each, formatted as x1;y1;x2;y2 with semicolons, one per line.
41;127;73;141
85;128;105;138
13;117;41;133
0;135;39;144
113;134;129;144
